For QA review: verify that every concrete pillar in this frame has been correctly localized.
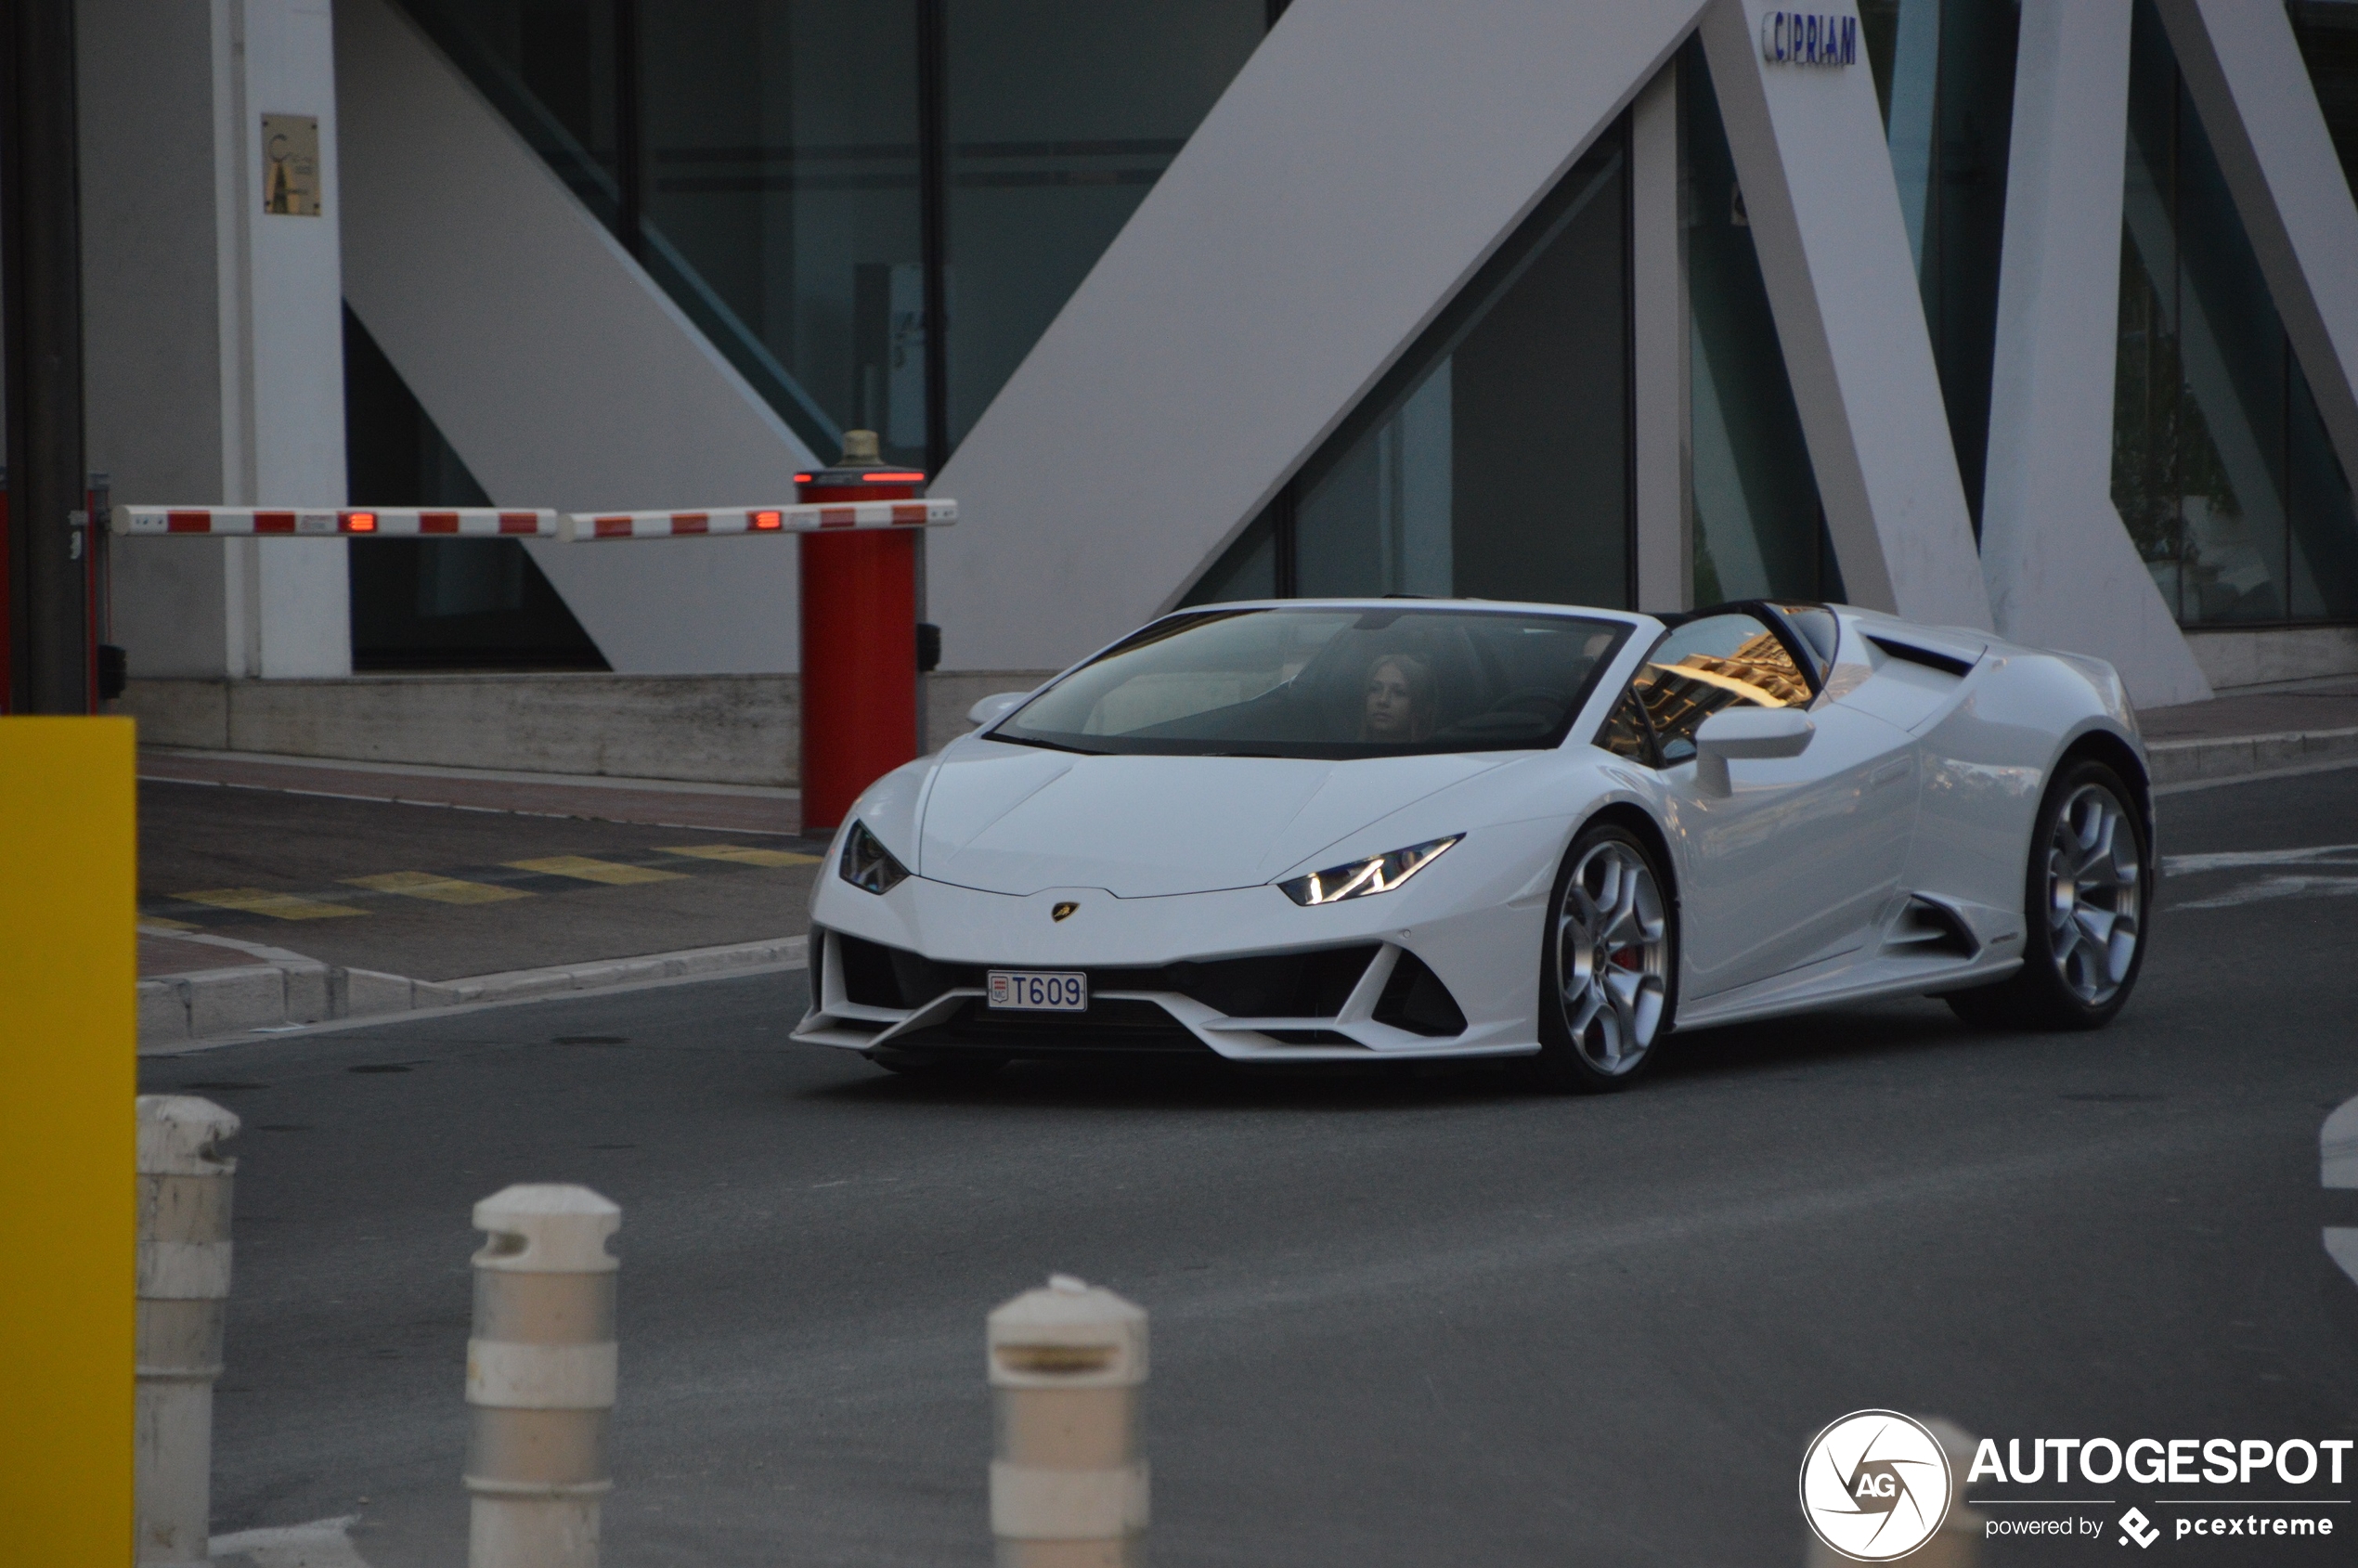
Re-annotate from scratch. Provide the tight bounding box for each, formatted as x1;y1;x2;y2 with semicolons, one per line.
135;1095;240;1567
1698;0;1994;630
989;1275;1148;1568
1630;61;1688;616
465;1184;620;1568
1978;0;2210;707
80;0;350;681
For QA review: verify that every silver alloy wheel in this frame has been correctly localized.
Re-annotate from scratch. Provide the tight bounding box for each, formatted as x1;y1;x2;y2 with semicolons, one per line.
1555;840;1669;1074
2043;783;2143;1005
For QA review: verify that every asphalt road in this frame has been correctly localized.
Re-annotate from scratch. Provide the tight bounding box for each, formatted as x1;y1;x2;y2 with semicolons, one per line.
143;766;2358;1566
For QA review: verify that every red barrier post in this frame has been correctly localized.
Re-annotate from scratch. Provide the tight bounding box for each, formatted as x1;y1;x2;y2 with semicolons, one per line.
798;431;925;834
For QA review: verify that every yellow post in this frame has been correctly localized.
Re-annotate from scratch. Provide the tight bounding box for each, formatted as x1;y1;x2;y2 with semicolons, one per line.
0;718;138;1562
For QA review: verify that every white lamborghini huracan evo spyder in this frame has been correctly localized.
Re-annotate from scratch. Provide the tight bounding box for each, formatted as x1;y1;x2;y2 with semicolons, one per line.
796;599;2152;1091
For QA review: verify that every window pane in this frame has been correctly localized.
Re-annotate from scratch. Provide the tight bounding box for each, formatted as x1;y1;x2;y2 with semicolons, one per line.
1684;43;1843;605
641;1;924;464
945;1;1264;447
1288;135;1631;606
2289;356;2358;619
2111;0;2326;627
1182;511;1278;605
2288;1;2358;203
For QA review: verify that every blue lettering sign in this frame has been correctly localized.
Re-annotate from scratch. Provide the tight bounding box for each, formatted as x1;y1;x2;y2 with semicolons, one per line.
1759;9;1859;67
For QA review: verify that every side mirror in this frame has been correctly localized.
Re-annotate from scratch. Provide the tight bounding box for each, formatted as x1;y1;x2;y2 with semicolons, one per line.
966;692;1031;730
1692;706;1814;795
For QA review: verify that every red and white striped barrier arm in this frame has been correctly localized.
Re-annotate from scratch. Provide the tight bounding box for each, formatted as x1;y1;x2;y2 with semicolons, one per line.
558;499;956;541
114;499;954;540
114;507;560;538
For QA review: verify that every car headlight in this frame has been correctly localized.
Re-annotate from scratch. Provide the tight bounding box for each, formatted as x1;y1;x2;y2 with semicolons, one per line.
1278;835;1461;906
839;820;912;894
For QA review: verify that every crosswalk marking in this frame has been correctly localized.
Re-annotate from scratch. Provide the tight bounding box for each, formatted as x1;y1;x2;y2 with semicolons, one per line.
345;870;534;905
506;855;688;886
176;887;368;920
660;843;823;868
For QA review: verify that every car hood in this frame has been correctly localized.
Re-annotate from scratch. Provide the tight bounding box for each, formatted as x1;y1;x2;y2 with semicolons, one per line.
916;742;1509;898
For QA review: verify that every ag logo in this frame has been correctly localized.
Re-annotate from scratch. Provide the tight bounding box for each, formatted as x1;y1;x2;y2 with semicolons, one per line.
1798;1410;1953;1562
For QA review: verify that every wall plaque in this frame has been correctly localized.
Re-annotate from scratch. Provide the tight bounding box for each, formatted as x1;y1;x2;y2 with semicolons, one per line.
261;113;321;215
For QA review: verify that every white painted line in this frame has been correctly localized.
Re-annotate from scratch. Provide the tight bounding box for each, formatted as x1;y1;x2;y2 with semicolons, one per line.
2162;842;2358;874
2169;874;2358;912
211;1513;371;1567
2153;752;2358;795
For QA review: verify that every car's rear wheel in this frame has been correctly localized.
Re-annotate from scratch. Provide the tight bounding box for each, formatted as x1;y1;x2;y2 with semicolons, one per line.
1946;757;2148;1031
1523;822;1676;1094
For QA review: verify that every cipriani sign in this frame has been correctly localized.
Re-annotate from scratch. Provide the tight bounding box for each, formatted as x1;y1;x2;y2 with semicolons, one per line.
1761;10;1859;67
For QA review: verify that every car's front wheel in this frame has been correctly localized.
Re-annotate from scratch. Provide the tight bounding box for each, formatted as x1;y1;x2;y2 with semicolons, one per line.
1946;757;2149;1031
1523;822;1676;1093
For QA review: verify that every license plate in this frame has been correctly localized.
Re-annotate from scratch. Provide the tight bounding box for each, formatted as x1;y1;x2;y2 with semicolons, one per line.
987;970;1088;1011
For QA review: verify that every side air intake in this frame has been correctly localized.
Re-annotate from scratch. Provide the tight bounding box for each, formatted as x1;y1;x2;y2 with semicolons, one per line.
1885;896;1980;960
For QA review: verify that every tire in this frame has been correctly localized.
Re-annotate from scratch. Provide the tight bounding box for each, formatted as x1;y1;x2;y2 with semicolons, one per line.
1945;757;2149;1032
867;1046;1009;1079
1522;821;1678;1094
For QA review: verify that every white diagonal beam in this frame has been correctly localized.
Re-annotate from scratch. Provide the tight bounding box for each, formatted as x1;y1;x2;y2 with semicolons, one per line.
1979;0;2210;707
336;0;817;675
1698;0;1992;629
2156;0;2358;492
927;0;1709;669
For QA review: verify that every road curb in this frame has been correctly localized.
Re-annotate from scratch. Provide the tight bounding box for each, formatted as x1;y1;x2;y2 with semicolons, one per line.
138;934;809;1049
2144;724;2358;785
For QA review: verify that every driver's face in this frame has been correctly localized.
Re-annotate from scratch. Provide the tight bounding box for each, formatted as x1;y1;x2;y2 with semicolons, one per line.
1365;663;1415;739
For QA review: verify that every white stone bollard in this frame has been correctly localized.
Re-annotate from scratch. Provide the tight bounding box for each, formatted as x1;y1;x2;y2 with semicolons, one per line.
136;1095;240;1567
988;1275;1148;1568
465;1185;621;1568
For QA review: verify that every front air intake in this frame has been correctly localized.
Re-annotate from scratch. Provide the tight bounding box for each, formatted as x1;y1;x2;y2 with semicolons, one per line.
1372;950;1468;1037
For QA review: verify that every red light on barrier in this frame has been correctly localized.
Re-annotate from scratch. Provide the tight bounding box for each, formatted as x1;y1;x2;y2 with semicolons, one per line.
792;473;814;484
862;471;926;483
753;511;783;530
347;512;378;533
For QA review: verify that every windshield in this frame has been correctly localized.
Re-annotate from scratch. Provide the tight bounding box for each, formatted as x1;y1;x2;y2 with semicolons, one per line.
991;606;1632;758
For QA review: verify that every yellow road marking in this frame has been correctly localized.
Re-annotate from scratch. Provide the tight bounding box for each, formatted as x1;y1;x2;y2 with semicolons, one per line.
137;916;201;932
176;887;368;920
660;843;822;868
507;854;686;886
346;870;533;905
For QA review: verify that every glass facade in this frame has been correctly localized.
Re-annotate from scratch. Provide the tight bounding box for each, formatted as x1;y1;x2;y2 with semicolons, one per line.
1858;0;2019;530
1682;41;1843;604
1187;124;1634;609
2112;0;2358;624
395;1;1263;473
343;310;606;669
2289;1;2358;201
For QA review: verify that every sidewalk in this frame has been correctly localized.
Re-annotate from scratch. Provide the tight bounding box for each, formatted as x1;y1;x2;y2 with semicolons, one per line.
2140;677;2358;785
137;748;821;1049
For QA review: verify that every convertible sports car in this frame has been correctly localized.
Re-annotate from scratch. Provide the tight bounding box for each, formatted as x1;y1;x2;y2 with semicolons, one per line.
796;598;2152;1091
